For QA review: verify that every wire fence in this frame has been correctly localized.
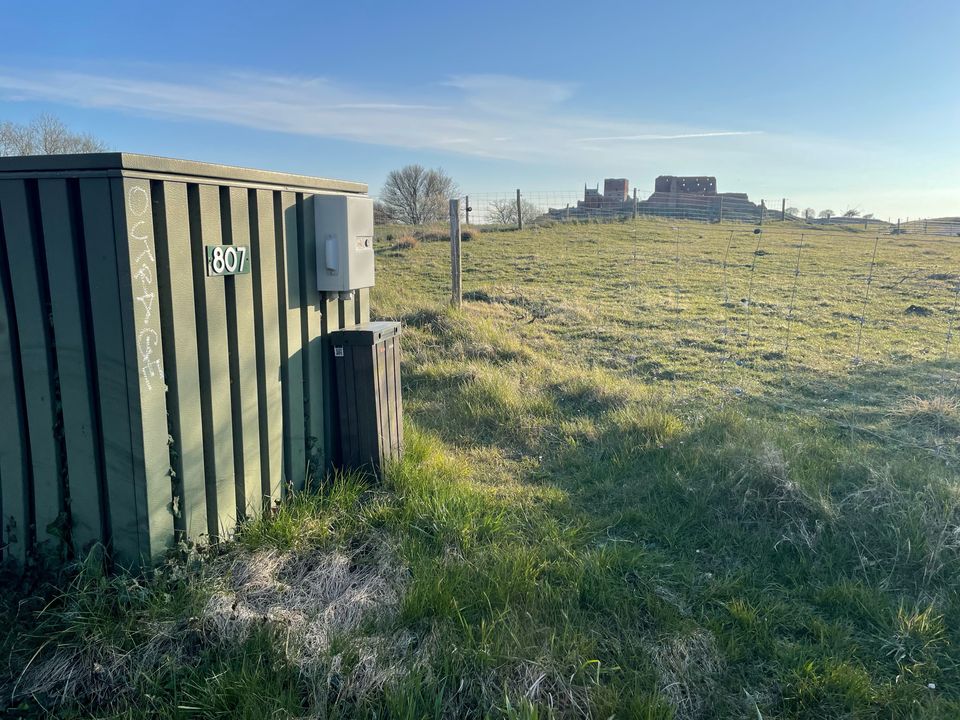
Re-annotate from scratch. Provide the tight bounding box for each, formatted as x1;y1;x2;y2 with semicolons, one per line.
376;189;960;462
454;190;927;229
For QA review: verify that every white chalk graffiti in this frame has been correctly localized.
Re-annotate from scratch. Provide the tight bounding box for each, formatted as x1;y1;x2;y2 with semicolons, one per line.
127;185;162;390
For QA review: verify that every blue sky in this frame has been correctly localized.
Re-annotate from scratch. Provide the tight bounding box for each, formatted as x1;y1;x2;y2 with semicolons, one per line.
1;1;958;218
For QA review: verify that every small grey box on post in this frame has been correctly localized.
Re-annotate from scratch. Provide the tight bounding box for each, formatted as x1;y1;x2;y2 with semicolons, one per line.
330;321;403;474
314;194;375;294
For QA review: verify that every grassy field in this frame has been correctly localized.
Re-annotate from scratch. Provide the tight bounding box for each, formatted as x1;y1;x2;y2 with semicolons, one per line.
2;217;959;718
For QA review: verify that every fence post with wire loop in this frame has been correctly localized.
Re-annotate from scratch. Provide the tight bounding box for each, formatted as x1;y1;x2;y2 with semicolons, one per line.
449;198;462;308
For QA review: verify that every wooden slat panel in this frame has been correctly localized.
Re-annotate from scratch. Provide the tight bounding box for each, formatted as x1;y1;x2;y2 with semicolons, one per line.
0;180;63;554
375;342;390;465
79;178;138;564
300;194;327;479
354;348;378;469
253;190;283;508
224;187;262;519
356;287;371;324
37;179;104;554
332;349;355;468
330;348;356;465
382;337;398;461
279;192;306;492
391;335;404;459
0;199;30;564
188;183;236;541
152;181;207;542
111;178;173;567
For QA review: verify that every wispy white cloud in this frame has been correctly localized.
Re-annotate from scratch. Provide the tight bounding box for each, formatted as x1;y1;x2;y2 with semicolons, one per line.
0;66;772;166
574;130;764;142
4;65;933;213
332;103;448;111
443;74;575;110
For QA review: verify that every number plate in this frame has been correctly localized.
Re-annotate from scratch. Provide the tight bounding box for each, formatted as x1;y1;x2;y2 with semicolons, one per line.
206;245;251;277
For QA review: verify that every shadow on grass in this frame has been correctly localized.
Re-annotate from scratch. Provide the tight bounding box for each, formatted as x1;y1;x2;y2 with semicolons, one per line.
393;348;960;717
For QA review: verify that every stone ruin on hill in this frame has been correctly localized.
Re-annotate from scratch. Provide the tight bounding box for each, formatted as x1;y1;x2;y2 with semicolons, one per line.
549;175;763;221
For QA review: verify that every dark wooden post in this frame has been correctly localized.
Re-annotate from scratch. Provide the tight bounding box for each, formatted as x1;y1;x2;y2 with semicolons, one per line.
449;198;462;307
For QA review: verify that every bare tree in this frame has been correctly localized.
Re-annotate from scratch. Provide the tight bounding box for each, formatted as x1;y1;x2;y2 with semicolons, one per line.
373;200;396;225
487;197;542;226
843;209;860;218
487;198;515;225
818;209;835;219
0;114;107;156
804;208;816;220
863;213;874;220
379;164;458;225
786;206;799;217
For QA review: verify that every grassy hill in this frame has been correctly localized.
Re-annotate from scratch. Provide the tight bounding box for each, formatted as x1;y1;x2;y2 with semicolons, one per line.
2;218;959;718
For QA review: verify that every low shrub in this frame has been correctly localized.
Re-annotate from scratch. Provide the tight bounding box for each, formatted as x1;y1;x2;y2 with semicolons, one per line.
393;235;419;250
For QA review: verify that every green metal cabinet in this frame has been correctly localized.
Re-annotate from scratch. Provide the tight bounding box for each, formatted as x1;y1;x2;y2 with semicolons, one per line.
0;153;371;569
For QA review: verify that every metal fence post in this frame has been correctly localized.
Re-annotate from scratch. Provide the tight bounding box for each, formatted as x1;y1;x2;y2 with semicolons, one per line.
450;198;462;308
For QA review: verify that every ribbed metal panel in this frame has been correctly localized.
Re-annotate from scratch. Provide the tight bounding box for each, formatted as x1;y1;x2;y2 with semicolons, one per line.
0;154;370;569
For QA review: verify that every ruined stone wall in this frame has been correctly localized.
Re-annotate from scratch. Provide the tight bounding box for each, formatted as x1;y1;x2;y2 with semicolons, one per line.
654;176;718;195
603;178;629;201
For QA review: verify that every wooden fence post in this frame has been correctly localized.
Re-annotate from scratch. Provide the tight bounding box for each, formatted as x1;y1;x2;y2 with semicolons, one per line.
633;188;638;220
450;198;462;308
516;189;523;231
465;195;470;226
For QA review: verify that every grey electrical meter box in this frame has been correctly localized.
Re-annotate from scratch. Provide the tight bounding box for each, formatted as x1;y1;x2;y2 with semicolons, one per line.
315;194;375;292
330;322;403;474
